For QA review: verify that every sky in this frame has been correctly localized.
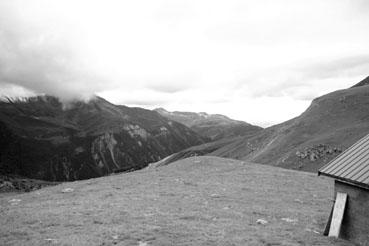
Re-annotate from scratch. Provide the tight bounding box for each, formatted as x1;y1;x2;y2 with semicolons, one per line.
0;0;369;127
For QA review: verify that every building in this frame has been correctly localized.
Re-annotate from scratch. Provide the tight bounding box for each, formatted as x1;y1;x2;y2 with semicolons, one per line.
318;133;369;245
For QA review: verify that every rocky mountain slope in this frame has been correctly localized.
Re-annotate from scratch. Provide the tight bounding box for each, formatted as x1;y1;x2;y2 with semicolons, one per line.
0;96;204;181
157;77;369;172
154;108;262;141
0;156;351;245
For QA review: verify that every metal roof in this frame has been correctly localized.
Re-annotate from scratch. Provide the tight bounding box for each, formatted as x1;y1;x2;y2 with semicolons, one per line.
318;133;369;189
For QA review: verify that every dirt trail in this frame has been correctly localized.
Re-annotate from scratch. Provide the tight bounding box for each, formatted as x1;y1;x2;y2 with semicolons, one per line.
0;157;352;246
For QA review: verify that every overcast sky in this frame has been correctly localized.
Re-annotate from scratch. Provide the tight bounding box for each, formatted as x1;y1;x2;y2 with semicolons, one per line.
1;0;369;127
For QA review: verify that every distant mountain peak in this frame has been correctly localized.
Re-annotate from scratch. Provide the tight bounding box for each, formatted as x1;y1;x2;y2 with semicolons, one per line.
154;107;169;113
155;108;262;141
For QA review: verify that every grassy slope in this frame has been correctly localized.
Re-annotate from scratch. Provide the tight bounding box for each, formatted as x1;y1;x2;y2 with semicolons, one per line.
159;81;369;173
0;156;351;246
232;84;369;171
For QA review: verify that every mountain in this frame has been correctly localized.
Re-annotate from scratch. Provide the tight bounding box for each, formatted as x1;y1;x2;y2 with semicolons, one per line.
156;77;369;172
154;108;263;141
0;95;205;181
351;75;369;88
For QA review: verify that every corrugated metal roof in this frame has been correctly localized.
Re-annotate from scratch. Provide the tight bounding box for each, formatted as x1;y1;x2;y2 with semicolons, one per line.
318;133;369;189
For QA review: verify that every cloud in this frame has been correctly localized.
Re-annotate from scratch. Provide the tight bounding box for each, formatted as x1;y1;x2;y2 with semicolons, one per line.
0;1;112;101
0;83;35;99
98;88;172;108
146;76;196;93
300;55;369;81
352;0;369;12
0;0;369;126
236;54;369;101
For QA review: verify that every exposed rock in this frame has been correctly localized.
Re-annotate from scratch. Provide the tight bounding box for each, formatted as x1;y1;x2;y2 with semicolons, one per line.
256;219;268;225
91;132;119;173
281;218;298;223
61;188;74;193
0;175;58;192
0;181;14;191
296;144;342;162
123;124;149;140
294;199;304;204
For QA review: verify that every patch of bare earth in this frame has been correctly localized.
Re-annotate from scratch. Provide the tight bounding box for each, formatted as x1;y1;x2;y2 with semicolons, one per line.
0;157;352;245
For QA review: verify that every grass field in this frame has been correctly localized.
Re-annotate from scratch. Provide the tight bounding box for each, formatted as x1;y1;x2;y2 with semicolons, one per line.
0;156;352;246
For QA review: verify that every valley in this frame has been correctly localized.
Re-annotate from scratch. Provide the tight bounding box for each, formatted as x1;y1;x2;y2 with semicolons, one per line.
1;2;368;245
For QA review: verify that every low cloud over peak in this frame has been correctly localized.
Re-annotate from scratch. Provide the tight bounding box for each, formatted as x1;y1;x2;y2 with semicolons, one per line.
0;3;109;101
1;0;369;126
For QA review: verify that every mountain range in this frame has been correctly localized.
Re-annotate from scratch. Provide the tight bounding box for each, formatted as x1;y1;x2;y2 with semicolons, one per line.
1;76;369;183
154;108;262;141
154;76;369;172
0;96;204;181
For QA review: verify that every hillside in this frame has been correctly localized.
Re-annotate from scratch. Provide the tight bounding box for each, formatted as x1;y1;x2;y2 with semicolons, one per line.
352;75;369;88
0;156;352;246
154;108;262;141
157;77;369;172
0;96;204;181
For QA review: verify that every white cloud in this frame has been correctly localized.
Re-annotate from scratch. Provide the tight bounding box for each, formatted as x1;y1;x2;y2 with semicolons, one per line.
0;0;369;126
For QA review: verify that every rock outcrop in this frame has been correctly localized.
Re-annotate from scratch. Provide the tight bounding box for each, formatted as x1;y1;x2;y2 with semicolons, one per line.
295;144;342;162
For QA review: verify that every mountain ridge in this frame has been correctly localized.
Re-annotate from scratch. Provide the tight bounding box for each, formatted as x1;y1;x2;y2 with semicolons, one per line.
154;108;263;141
351;75;369;88
155;77;369;172
0;95;205;181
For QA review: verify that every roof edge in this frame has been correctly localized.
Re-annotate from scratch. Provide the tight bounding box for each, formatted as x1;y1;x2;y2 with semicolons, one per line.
319;172;369;190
